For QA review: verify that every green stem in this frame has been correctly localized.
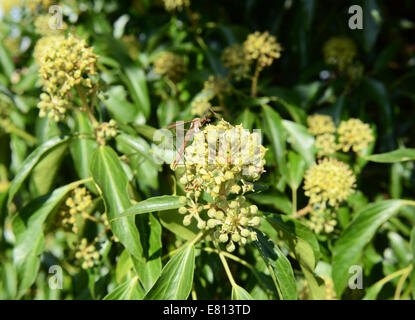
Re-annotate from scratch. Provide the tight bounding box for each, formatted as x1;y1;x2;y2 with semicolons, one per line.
75;85;98;126
214;241;237;287
251;62;261;97
394;265;412;300
0;119;37;144
292;187;297;216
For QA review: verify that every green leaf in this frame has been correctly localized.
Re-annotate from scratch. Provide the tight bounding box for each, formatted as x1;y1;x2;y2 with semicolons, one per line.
286;151;305;190
282;120;315;166
365;149;415;163
247;191;292;215
0;41;15;80
101;85;144;124
131;214;162;292
261;105;287;176
332;200;405;296
115;250;134;283
90;146;144;261
159;209;200;241
7;136;70;209
103;276;144;300
362;77;392;130
231;285;254;300
115;133;160;194
362;0;381;52
122;65;150;119
255;231;297;300
13;180;85;297
144;245;195;300
69;112;98;193
410;227;415;298
29;140;68;196
261;214;319;271
112;196;182;221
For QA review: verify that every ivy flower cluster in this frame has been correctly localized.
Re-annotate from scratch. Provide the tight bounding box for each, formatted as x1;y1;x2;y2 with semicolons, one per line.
75;238;100;269
174;120;267;252
243;31;282;71
153;51;187;82
36;33;98;121
191;96;212;116
1;0;54;14
303;158;356;209
222;44;251;80
61;187;93;233
337;118;374;154
307;114;374;157
162;0;190;11
323;37;357;71
307;114;336;136
307;208;337;234
94;120;118;145
191;76;228;116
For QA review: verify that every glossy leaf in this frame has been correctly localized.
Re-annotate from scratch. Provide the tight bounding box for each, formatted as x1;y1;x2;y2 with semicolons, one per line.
113;195;182;221
90;146;144;261
7;136;71;209
103;277;144;300
69;112;98;193
231;285;254;300
13;180;85;297
255;231;297;300
261;105;287;176
365;149;415;163
332;200;405;296
144;245;195;300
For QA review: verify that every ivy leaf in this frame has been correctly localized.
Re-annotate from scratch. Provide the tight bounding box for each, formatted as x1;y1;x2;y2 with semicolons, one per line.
144;245;195;300
260;213;325;299
286;151;305;190
231;285;254;300
12;180;85;297
90;146;144;261
103;276;144;300
282;120;315;167
113;195;182;221
365;149;415;163
122;65;150;120
69;112;98;193
332;200;405;297
255;231;297;300
7;136;71;210
261;105;287;177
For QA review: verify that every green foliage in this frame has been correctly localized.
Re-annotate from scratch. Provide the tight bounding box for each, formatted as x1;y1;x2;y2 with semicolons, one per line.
1;0;415;301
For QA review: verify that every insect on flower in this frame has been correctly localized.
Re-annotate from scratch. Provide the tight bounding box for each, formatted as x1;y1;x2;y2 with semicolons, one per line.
168;109;218;169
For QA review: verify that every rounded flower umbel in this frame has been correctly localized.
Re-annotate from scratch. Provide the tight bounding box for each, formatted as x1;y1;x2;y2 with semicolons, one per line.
174;119;267;252
191;96;212;116
337;118;374;154
307;114;336;136
61;187;93;233
75;238;100;269
307;208;337;234
163;0;190;11
315;133;337;158
303;158;356;209
153;51;187;82
94;120;118;145
222;44;251;80
323;37;357;71
243;31;282;71
37;33;98;121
